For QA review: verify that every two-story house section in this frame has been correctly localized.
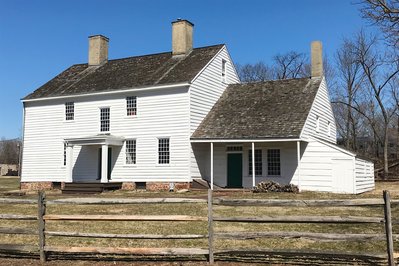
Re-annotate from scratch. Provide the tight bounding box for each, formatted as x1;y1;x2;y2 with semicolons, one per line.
20;19;239;191
21;20;374;194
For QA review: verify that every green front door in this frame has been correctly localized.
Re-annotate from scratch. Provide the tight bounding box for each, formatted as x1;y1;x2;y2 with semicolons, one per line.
227;153;243;188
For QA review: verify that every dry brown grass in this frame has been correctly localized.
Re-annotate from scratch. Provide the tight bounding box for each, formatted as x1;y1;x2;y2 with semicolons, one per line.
0;177;398;257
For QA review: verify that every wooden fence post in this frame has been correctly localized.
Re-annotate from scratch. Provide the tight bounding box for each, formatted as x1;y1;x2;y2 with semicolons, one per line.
383;190;394;266
38;191;46;262
208;189;214;264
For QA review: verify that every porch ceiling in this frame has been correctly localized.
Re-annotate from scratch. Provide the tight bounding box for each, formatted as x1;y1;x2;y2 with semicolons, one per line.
65;134;124;146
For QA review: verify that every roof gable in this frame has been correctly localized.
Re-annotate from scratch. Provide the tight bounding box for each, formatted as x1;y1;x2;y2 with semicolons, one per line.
24;44;224;100
191;77;322;139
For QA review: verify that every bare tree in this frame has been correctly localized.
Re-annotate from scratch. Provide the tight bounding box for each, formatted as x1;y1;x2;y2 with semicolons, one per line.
333;39;364;150
236;62;273;82
354;31;399;173
359;0;399;48
272;51;308;79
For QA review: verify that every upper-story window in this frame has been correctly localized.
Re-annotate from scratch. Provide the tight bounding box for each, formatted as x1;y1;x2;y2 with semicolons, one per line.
267;149;281;176
158;138;170;164
221;59;227;83
316;116;320;132
327;121;331;136
65;102;74;121
126;96;137;116
100;107;110;132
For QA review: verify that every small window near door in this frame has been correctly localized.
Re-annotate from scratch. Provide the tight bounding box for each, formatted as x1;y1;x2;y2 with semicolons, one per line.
65;102;74;121
249;149;262;176
267;149;281;176
226;146;242;152
63;143;67;166
158;138;170;164
125;139;136;164
100;107;110;132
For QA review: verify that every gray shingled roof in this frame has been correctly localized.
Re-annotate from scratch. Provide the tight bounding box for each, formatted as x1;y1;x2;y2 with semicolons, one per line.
192;77;322;139
24;44;224;100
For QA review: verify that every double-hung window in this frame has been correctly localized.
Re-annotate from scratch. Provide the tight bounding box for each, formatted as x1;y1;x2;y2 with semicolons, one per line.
126;96;137;116
100;107;110;132
158;138;170;164
125;139;136;164
65;102;74;121
267;149;281;176
249;149;262;176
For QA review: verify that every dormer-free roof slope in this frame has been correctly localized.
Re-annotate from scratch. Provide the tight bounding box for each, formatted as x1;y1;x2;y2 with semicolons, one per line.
192;77;322;140
24;44;224;100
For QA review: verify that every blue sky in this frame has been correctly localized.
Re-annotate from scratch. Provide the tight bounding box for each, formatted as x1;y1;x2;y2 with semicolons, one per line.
0;0;372;139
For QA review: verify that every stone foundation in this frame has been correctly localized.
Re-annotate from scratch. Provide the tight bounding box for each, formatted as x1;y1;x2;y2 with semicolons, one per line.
121;182;136;190
20;182;53;191
146;182;191;191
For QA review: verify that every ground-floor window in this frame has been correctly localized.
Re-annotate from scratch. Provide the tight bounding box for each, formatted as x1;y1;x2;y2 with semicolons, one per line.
63;143;66;166
267;149;281;176
248;149;262;176
158;138;170;164
125;139;136;164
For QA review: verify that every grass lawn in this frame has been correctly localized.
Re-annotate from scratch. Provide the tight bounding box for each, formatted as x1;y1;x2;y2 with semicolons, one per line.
0;176;397;265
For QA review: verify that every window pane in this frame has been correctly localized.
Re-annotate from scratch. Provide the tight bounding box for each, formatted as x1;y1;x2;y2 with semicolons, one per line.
63;143;67;166
126;140;136;164
267;149;280;176
65;102;74;121
126;96;137;116
100;108;110;132
249;149;262;176
158;138;170;164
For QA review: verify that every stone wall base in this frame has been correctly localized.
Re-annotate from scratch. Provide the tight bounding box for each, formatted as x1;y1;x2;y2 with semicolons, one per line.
20;182;53;191
122;182;191;191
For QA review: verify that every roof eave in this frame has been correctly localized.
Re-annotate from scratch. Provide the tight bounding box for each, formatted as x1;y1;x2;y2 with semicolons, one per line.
21;82;190;103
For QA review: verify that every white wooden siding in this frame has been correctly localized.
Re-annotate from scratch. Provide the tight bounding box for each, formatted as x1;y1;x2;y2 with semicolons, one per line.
298;140;353;192
354;158;374;193
21;86;190;182
301;78;337;143
189;46;240;178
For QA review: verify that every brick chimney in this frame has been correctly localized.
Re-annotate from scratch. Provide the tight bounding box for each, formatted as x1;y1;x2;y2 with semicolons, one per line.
311;41;323;78
88;35;109;66
172;19;194;56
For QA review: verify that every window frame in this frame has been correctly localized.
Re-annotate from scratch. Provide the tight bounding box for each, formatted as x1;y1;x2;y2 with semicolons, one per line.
65;102;74;121
248;149;262;176
125;139;137;165
126;96;137;117
157;137;170;165
267;149;281;176
99;107;110;133
221;59;227;83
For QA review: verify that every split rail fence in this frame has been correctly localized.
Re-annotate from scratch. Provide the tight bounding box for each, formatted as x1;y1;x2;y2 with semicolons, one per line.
0;190;397;265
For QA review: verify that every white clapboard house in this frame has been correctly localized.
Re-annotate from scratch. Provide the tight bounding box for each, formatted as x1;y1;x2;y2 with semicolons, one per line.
21;19;374;193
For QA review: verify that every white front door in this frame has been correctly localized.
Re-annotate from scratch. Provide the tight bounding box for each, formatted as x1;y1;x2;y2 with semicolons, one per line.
332;159;353;193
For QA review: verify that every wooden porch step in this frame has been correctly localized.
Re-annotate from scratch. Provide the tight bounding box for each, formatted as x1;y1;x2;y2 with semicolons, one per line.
62;182;122;194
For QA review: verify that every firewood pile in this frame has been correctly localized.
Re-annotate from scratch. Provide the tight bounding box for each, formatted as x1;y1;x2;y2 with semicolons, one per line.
252;181;299;193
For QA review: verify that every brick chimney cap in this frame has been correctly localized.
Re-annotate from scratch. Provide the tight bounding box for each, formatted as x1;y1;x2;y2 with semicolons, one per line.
88;35;109;41
171;19;194;27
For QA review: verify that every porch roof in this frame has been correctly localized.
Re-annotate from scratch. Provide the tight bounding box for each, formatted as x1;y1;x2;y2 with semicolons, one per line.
65;134;124;146
190;137;302;143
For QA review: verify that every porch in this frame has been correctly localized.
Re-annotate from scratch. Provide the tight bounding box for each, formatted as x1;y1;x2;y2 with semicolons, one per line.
64;135;124;184
191;139;305;190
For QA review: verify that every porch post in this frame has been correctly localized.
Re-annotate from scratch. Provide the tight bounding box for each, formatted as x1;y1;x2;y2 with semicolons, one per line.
210;142;214;190
101;144;108;183
66;144;73;183
297;141;301;190
252;142;255;187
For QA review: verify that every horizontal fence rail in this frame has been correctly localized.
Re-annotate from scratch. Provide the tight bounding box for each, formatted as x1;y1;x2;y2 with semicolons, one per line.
0;190;396;265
